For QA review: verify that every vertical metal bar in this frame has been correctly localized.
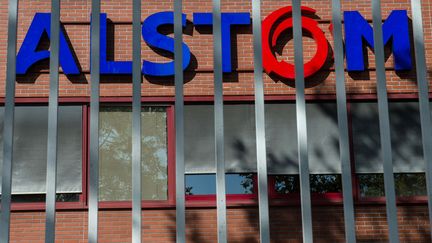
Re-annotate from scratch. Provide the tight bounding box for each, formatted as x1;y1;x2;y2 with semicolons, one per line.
213;0;227;242
174;0;186;242
251;0;270;242
1;0;18;242
410;0;432;241
330;0;356;242
291;1;313;242
88;0;100;242
45;0;60;242
371;1;399;242
132;0;142;242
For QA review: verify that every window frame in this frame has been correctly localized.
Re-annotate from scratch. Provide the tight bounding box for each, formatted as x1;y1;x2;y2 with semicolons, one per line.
262;94;430;205
96;100;176;209
3;94;430;211
4;98;88;211
180;95;430;206
5;97;177;211
183;98;346;206
347;94;429;204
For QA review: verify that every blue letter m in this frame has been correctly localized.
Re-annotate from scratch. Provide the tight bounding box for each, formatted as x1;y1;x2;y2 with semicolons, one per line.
344;10;411;71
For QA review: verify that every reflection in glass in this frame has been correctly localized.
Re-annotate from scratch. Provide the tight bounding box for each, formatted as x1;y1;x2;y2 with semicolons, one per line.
358;173;427;198
0;193;80;203
185;174;254;195
99;106;168;201
274;174;342;194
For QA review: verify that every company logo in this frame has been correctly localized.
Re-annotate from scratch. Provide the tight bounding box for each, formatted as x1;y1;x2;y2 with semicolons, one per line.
262;6;328;79
16;6;412;79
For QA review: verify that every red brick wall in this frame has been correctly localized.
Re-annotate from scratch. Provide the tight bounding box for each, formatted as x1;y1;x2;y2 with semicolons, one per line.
8;206;431;243
1;0;432;242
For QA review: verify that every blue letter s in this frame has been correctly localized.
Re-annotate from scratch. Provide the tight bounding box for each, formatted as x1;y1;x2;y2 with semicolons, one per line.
142;12;191;76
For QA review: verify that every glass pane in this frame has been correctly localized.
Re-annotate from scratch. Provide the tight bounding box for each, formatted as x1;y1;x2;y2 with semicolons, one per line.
310;175;342;193
352;102;425;173
358;173;427;198
274;174;342;194
358;174;384;197
395;173;427;196
0;193;80;203
274;175;300;194
185;174;215;195
185;103;341;174
185;174;254;195
0;106;83;195
227;174;254;194
99;106;168;201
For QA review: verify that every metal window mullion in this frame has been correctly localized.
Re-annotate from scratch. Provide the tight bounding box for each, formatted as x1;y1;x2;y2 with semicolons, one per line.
213;0;227;242
131;0;142;242
174;0;186;242
371;0;399;242
252;0;270;242
410;0;432;241
331;0;356;242
291;1;313;242
1;0;18;242
88;0;101;242
45;0;61;242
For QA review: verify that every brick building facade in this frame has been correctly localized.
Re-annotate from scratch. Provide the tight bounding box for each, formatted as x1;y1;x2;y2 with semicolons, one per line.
1;0;432;242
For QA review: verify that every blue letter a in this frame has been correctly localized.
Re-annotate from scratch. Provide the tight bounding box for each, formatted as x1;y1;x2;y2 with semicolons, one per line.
16;13;80;75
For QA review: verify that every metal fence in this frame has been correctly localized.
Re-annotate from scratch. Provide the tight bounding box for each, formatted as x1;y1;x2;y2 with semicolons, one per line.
1;0;432;242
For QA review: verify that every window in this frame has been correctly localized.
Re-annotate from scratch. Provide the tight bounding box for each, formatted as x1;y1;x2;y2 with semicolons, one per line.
184;102;342;200
184;104;258;200
265;102;343;199
183;99;429;203
3;98;427;207
0;105;83;202
351;101;427;198
99;106;168;201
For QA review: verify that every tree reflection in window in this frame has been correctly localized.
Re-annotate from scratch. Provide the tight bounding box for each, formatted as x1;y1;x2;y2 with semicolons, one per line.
99;106;168;201
358;173;427;198
274;174;342;194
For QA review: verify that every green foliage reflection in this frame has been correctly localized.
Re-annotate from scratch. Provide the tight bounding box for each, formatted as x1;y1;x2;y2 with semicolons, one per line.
99;106;168;201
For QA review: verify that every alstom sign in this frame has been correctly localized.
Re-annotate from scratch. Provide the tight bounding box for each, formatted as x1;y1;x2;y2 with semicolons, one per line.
16;6;412;79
